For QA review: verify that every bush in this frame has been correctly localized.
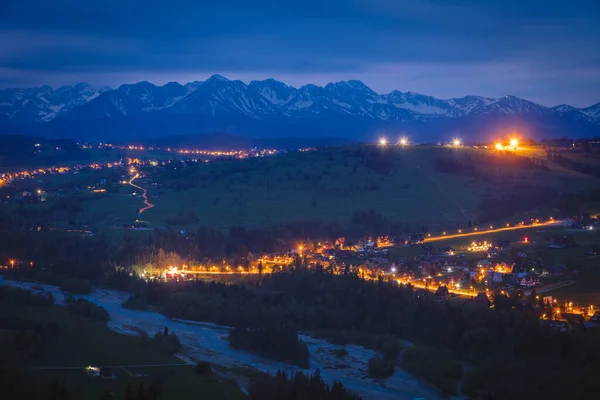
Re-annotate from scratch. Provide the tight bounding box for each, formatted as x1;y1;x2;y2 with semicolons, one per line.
65;298;109;322
153;329;181;354
0;286;54;306
194;361;212;376
368;355;394;378
229;325;309;369
402;346;462;396
59;278;92;294
248;370;362;400
122;295;148;310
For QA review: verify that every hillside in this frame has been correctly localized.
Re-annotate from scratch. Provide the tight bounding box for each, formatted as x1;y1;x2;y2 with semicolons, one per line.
137;145;599;231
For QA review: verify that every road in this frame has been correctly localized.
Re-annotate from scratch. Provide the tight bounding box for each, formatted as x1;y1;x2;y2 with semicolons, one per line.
424;220;560;243
128;173;155;215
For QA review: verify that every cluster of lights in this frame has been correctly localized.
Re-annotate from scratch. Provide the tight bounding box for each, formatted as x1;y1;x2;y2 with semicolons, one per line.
0;146;280;188
468;241;492;252
116;144;279;159
494;137;519;151
378;136;410;147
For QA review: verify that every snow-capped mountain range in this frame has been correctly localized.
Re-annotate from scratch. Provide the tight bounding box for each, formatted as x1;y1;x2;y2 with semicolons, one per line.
0;83;111;125
1;74;599;142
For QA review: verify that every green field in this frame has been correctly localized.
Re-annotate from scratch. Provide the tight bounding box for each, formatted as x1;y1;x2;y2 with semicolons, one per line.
0;303;244;400
135;145;599;230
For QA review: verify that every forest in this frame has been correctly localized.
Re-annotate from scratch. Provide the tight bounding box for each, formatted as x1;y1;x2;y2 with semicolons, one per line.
228;325;310;368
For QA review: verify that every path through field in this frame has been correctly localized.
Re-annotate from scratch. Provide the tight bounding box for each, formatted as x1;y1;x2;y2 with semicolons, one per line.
128;173;155;216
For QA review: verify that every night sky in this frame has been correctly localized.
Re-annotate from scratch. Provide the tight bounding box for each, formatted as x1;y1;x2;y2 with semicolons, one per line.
1;0;599;106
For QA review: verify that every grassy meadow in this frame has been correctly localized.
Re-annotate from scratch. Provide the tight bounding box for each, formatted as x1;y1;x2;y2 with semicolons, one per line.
139;145;599;230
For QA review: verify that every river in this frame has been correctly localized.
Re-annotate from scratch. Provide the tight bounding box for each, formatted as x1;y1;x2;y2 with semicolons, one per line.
0;277;446;400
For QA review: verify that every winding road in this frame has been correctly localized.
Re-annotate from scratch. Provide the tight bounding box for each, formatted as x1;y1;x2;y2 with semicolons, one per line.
128;173;155;216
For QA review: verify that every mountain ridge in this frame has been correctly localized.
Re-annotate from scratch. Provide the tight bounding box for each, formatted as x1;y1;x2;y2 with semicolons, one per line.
1;75;599;142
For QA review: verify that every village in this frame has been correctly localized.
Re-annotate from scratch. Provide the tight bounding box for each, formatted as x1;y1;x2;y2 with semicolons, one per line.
123;215;600;333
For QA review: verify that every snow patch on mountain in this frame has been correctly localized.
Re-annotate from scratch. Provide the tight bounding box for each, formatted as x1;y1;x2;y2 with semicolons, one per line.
390;102;450;116
582;103;600;121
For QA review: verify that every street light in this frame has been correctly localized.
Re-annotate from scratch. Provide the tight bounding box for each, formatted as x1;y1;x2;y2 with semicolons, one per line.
509;138;519;149
379;137;388;146
399;137;408;146
453;138;461;147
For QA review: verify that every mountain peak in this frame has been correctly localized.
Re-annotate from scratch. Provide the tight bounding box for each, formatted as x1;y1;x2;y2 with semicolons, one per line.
73;82;92;90
207;74;229;82
250;78;290;88
346;80;368;88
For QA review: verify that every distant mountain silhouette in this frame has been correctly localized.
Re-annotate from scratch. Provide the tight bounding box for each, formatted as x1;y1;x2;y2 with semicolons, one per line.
1;75;599;142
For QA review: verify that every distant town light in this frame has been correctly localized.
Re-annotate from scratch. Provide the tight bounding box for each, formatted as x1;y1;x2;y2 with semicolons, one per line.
510;138;519;148
453;138;461;147
399;137;408;146
379;137;388;146
495;142;503;150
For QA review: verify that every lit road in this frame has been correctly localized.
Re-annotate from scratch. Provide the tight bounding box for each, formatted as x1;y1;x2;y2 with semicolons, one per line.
128;173;155;215
424;220;560;243
395;278;477;298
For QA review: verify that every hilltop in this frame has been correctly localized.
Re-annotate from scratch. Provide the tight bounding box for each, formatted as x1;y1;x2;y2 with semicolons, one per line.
138;144;598;232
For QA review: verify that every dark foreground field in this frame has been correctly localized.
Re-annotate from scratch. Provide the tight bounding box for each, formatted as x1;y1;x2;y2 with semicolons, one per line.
0;302;244;400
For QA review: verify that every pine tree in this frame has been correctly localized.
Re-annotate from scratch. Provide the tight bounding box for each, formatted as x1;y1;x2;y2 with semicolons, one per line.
124;384;135;400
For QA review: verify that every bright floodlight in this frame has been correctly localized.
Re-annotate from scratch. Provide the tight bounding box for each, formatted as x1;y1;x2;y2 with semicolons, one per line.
399;137;408;146
453;138;461;147
510;138;519;148
379;137;388;146
495;142;503;150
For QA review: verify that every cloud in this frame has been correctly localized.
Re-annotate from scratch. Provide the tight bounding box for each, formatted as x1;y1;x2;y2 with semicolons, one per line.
0;0;599;106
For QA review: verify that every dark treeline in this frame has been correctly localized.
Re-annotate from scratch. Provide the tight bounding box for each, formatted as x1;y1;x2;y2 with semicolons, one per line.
64;297;110;322
0;230;135;291
0;285;55;306
352;145;395;174
548;151;600;178
248;370;362;400
557;186;600;215
477;186;559;223
229;324;310;368
0;135;90;167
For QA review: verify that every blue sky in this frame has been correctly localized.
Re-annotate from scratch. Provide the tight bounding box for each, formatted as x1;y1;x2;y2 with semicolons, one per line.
1;0;599;106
